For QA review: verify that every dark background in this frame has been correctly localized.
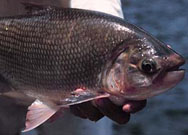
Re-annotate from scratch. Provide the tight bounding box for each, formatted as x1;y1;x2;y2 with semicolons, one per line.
0;0;187;135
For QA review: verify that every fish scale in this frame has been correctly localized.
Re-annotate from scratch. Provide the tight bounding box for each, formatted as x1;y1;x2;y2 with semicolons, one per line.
0;8;128;93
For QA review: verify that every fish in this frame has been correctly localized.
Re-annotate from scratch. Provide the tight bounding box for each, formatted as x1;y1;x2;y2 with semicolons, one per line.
0;4;185;132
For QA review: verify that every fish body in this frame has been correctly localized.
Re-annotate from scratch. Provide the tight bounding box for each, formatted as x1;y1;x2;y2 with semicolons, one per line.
0;7;185;131
0;8;128;101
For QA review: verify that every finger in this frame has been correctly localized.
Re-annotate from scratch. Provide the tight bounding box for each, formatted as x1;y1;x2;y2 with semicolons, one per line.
76;101;104;121
69;104;87;119
70;101;104;121
122;100;147;113
94;98;130;124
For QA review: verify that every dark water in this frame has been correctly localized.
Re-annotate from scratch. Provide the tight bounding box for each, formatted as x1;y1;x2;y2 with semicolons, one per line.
0;0;187;135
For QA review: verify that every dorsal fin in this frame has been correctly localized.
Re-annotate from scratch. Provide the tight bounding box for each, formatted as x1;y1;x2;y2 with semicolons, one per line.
21;2;55;14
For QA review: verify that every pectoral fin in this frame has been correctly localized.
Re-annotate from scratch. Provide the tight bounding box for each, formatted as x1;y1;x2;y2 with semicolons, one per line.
22;99;60;132
22;89;109;132
60;89;110;107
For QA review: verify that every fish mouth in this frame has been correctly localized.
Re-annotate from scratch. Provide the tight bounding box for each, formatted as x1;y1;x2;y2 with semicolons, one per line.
159;69;185;94
166;52;185;72
166;60;185;72
154;53;185;84
165;63;185;79
153;54;185;96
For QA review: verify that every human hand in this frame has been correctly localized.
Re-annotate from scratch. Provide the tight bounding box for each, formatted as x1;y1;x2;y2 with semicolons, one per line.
70;98;146;124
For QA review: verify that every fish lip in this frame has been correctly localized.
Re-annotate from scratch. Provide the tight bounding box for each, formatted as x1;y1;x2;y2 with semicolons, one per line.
165;52;185;72
154;66;185;84
166;56;185;72
162;70;185;87
166;59;185;71
166;67;185;72
165;70;185;77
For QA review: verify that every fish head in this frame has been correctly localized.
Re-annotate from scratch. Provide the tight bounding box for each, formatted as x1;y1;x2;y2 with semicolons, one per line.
103;34;185;100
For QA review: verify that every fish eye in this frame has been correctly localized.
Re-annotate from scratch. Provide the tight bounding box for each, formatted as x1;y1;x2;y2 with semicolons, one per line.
140;59;157;74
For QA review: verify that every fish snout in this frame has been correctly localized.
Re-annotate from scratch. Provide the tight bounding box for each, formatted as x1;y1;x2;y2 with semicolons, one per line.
165;53;185;71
